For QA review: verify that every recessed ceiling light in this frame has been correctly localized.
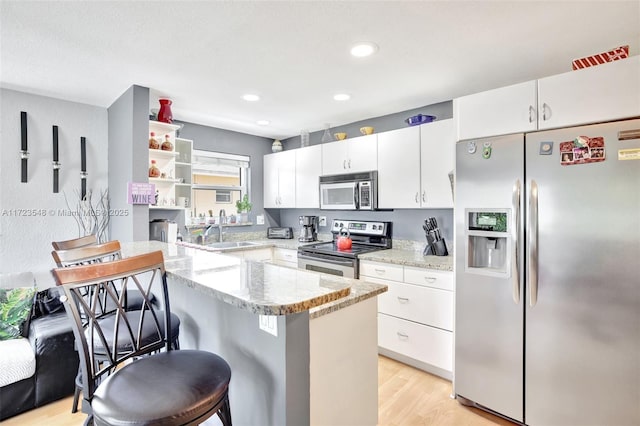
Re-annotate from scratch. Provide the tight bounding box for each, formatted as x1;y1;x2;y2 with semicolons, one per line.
333;93;351;101
257;120;270;125
242;94;260;102
350;42;378;58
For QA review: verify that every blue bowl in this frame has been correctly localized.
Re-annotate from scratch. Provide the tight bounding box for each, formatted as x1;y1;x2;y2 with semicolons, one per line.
405;114;436;126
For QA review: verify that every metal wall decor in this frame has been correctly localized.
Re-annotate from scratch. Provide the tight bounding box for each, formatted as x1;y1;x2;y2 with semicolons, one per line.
20;111;28;182
80;136;87;199
52;125;61;193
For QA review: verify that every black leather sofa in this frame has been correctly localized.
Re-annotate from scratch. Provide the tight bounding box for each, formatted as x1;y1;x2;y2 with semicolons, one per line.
0;288;79;421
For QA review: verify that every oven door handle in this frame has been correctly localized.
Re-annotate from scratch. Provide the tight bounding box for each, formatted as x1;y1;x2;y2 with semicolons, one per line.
297;252;356;267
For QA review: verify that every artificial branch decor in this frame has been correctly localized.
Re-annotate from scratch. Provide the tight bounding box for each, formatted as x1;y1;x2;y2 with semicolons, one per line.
63;188;110;243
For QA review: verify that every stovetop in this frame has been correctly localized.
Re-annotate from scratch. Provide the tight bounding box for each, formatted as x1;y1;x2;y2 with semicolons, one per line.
298;219;392;258
299;241;383;258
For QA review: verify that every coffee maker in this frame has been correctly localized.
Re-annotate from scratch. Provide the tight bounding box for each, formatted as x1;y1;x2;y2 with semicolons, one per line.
298;215;319;242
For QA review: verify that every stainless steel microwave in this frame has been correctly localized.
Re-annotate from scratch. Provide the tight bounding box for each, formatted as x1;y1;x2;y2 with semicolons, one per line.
319;171;377;210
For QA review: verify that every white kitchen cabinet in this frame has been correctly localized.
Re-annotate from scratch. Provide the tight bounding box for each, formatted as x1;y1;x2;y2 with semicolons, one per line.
377;120;455;209
360;260;454;377
455;80;538;140
263;150;296;208
377;126;422;208
455;56;640;140
272;247;298;268
537;55;640;130
232;247;273;262
295;145;322;208
420;119;454;208
321;134;377;175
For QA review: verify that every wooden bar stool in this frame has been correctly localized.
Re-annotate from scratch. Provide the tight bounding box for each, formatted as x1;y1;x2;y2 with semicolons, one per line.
52;251;232;426
52;234;99;250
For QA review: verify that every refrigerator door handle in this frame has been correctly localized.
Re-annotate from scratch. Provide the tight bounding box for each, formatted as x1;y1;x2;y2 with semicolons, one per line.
512;180;521;304
529;180;539;306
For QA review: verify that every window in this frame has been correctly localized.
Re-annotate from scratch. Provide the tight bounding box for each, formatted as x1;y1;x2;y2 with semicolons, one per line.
191;150;250;217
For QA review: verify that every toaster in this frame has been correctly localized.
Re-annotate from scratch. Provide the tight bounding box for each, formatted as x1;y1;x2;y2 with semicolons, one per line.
267;227;293;239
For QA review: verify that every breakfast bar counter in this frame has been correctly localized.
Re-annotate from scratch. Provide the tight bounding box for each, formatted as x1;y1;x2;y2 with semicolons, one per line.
120;241;384;426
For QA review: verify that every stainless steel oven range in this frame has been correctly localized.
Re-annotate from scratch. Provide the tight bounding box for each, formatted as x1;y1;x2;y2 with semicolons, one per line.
297;219;392;278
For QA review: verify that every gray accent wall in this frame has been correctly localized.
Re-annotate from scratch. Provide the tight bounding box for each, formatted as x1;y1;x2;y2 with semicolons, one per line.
0;88;108;285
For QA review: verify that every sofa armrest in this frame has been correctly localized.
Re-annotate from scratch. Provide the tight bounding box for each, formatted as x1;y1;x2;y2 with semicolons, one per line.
28;312;79;406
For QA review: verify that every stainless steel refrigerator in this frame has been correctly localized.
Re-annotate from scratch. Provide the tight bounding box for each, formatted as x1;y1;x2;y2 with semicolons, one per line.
454;118;640;425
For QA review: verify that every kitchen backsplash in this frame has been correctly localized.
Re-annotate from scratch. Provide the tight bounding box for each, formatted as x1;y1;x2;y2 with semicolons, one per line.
278;208;454;250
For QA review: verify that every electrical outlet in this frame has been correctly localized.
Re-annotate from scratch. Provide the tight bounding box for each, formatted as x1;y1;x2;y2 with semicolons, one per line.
256;214;265;225
319;216;327;227
259;315;278;337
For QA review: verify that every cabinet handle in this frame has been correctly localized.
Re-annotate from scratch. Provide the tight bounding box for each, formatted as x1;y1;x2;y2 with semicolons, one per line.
348;159;351;169
343;160;347;169
396;332;409;340
542;103;550;121
528;105;536;123
422;191;426;203
415;192;419;203
374;268;386;274
424;277;436;283
397;296;409;304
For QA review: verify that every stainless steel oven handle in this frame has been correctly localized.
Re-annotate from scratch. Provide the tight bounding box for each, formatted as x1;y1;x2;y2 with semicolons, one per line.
297;253;356;267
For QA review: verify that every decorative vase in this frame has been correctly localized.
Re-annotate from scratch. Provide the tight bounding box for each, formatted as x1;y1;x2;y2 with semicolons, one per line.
161;134;173;151
149;160;161;178
157;99;173;124
149;132;159;149
272;139;283;153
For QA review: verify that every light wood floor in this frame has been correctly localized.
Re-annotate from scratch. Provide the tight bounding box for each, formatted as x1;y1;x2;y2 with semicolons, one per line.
3;356;512;426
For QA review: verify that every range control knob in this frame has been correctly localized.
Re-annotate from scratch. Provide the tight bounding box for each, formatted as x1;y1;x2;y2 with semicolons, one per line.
372;225;377;230
339;222;345;228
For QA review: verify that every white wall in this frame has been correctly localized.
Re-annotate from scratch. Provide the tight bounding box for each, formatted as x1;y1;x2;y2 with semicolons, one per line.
0;89;108;287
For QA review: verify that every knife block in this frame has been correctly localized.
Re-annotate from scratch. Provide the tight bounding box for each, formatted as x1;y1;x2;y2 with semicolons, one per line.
424;236;448;256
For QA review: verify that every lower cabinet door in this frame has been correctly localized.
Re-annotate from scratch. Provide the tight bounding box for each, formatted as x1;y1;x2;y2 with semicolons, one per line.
378;281;453;331
378;313;452;372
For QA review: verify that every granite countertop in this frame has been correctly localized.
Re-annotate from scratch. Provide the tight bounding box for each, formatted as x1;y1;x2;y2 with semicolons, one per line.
359;248;453;271
121;241;386;317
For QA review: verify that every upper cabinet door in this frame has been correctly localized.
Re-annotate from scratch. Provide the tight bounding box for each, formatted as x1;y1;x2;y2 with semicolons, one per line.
455;80;538;140
420;119;454;208
538;56;640;130
347;134;378;173
263;152;280;208
277;150;296;208
377;126;421;209
321;141;349;175
296;145;322;208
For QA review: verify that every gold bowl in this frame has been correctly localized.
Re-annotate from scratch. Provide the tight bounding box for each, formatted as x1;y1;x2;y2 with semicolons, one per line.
334;132;347;141
360;126;374;135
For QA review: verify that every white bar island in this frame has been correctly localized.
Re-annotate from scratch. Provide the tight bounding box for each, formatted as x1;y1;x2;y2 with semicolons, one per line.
121;241;387;426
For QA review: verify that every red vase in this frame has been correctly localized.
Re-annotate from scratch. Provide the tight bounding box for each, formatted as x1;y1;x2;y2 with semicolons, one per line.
157;98;173;123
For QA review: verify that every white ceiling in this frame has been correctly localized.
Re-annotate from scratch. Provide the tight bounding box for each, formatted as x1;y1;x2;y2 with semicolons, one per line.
2;1;639;140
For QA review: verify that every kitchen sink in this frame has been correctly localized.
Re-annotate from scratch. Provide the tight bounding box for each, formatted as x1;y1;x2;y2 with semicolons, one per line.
206;241;261;249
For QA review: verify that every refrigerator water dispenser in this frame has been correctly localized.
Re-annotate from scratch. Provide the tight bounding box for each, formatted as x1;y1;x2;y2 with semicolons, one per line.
465;210;511;277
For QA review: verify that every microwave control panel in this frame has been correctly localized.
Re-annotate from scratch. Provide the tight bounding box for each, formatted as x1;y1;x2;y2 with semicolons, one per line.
359;181;372;208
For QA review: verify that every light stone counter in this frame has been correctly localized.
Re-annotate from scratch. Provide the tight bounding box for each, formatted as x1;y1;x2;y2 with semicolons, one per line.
359;248;453;271
121;241;385;316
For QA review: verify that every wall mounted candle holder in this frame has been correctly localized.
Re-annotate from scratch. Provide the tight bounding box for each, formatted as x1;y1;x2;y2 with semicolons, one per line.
80;136;87;199
52;125;60;193
20;111;28;182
